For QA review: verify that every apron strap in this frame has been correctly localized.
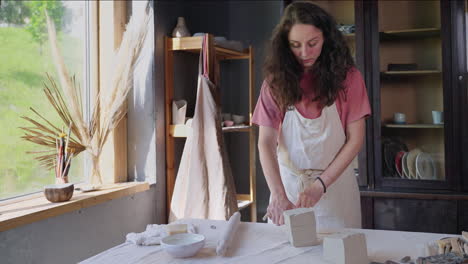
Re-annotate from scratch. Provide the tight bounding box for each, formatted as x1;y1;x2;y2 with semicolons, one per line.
198;34;210;79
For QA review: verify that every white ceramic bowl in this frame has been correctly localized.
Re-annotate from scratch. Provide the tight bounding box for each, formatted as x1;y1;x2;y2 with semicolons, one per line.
161;233;205;258
222;113;232;121
232;114;245;125
214;36;227;42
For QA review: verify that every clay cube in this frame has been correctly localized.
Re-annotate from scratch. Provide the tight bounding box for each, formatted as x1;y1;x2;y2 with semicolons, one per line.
166;224;188;235
283;208;318;247
323;232;368;264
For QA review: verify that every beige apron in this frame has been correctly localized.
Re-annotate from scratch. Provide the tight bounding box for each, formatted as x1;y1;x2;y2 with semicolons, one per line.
277;103;361;231
169;35;238;222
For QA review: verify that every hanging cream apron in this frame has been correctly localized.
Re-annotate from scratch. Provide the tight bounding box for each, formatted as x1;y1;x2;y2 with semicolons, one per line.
277;103;361;231
169;35;238;222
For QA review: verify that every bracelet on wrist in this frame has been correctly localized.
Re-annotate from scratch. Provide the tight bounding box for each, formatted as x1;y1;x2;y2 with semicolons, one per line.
315;176;327;193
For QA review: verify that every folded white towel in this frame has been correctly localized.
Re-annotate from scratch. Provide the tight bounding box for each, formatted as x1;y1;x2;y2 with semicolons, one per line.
126;223;196;246
216;211;241;256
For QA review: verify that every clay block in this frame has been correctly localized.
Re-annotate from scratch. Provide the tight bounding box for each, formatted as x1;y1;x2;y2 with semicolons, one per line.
283;208;318;247
167;224;188;235
462;231;468;242
323;232;369;264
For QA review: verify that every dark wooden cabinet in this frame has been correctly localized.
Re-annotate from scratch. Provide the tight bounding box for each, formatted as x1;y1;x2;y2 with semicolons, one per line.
360;0;468;234
373;198;458;234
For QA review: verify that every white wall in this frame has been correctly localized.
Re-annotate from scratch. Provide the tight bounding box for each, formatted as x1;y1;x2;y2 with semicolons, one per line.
0;185;157;264
127;1;157;184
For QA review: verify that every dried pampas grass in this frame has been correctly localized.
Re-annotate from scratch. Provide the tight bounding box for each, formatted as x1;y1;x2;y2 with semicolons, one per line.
20;4;153;185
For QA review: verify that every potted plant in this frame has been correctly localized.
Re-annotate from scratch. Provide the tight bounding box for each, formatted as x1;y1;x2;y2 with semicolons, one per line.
42;124;74;202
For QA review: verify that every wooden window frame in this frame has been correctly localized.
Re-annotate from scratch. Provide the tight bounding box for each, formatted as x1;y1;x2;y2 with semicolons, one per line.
0;1;150;232
98;1;128;183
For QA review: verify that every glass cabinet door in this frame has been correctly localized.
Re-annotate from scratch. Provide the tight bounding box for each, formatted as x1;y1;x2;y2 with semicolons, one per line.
377;1;446;186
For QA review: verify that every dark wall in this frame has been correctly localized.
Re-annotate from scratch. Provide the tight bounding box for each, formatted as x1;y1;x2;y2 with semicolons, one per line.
223;1;283;221
154;0;185;224
154;1;283;222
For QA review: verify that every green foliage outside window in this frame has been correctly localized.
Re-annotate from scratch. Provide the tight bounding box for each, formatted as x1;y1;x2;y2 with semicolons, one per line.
25;1;65;51
0;1;66;51
0;1;84;199
0;1;30;25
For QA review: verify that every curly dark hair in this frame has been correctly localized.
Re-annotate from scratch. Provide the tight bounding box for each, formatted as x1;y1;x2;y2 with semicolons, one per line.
263;1;354;112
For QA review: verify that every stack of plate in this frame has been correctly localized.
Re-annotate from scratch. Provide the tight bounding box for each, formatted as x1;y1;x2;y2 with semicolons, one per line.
382;137;408;177
394;151;405;177
383;138;438;180
401;152;410;178
406;148;421;179
394;148;437;180
415;152;437;180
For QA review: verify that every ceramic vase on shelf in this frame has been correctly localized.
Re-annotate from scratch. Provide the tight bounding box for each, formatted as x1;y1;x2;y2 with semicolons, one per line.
172;17;190;37
44;132;75;203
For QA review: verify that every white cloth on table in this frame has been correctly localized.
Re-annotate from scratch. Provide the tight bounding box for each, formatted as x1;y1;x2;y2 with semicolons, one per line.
81;219;453;264
125;223;196;246
216;211;241;256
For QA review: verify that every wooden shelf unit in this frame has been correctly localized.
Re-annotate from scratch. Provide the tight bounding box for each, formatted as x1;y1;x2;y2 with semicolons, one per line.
165;35;257;222
169;124;253;138
381;70;442;76
379;27;440;40
168;36;250;60
383;124;444;129
378;1;446;183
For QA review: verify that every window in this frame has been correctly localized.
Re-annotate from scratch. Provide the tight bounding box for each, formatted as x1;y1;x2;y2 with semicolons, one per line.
0;1;94;199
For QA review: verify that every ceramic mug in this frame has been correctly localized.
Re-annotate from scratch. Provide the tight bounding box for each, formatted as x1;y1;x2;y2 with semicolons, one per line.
432;111;443;124
393;112;406;124
222;113;232;121
172;100;187;125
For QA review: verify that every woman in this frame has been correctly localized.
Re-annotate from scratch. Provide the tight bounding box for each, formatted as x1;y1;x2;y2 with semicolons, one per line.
252;1;371;228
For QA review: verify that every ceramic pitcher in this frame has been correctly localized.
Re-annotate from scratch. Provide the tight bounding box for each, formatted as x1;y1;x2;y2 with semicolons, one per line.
172;99;187;125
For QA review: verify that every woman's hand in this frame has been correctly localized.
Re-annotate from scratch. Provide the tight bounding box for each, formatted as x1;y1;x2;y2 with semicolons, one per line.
259;126;295;225
267;194;295;225
295;180;324;208
294;119;366;208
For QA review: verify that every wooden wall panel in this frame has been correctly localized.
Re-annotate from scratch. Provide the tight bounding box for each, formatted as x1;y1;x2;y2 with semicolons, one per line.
459;200;468;232
361;196;374;229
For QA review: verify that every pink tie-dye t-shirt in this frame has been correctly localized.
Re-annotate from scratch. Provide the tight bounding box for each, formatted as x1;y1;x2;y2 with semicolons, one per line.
252;67;371;132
